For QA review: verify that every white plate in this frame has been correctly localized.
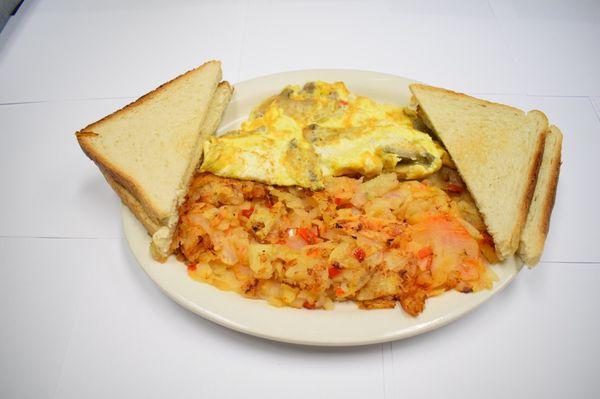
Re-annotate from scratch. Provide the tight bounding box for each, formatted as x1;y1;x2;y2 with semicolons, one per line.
122;69;522;346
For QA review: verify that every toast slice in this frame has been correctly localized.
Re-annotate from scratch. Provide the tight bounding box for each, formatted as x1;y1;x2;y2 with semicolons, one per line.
103;81;233;257
410;84;548;260
77;61;232;260
101;81;233;236
518;126;563;266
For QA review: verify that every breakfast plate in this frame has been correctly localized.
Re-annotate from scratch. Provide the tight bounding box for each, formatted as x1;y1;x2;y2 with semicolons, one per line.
122;69;522;346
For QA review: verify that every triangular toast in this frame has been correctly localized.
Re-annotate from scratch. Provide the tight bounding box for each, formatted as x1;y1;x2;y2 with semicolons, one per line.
410;84;548;260
76;61;231;259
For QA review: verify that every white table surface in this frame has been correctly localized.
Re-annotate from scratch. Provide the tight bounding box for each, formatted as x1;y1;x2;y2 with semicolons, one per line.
1;1;599;398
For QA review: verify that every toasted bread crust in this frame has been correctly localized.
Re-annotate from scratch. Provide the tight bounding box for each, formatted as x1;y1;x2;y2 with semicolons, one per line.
519;126;563;265
150;243;168;263
190;80;232;171
81;60;221;133
101;168;161;235
76;132;99;139
76;61;222;224
77;135;167;224
410;84;525;115
511;126;547;255
540;133;562;236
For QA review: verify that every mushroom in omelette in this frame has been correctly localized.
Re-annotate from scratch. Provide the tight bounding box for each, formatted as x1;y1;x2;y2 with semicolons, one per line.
200;81;444;188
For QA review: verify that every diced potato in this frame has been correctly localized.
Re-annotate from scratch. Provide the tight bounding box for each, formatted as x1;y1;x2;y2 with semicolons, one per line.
174;170;497;317
351;173;398;207
356;271;400;301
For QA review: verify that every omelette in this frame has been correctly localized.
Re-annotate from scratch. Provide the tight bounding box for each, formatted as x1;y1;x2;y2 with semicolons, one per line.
200;81;443;188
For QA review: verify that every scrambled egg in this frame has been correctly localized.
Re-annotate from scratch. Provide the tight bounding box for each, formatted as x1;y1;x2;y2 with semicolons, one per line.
200;81;443;188
201;106;323;189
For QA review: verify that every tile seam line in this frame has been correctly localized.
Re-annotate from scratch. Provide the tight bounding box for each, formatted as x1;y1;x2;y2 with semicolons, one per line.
0;235;121;240
525;94;595;98
2;93;594;107
537;261;600;265
486;0;497;19
469;93;597;98
0;96;136;106
589;97;600;124
381;344;386;399
235;0;250;83
384;342;393;399
389;342;395;397
486;0;526;97
50;295;81;399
